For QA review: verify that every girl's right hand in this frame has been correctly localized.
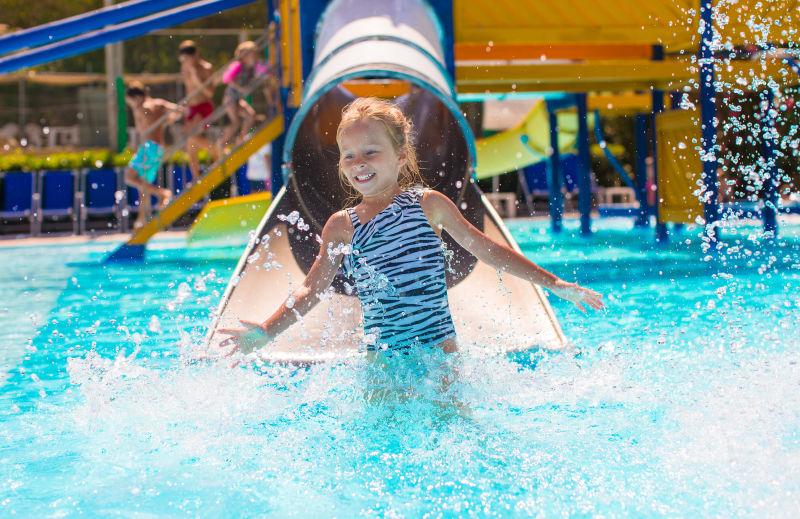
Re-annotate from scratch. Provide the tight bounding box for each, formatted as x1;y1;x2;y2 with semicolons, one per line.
548;280;605;313
217;319;271;356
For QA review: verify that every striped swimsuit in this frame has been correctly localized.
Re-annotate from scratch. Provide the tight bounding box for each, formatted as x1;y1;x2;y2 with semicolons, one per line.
345;188;457;353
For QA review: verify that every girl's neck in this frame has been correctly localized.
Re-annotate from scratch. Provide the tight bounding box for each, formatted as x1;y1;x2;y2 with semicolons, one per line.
361;184;403;208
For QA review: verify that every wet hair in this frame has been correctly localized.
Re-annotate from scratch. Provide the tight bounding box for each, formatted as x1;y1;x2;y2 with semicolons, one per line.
336;97;423;200
234;40;258;60
125;81;147;98
178;40;197;55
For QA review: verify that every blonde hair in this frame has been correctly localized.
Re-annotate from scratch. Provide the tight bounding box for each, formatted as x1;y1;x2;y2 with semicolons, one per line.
234;40;258;60
336;97;423;201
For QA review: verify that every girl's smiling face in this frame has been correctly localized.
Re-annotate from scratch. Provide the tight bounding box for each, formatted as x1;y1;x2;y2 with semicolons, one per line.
338;118;405;198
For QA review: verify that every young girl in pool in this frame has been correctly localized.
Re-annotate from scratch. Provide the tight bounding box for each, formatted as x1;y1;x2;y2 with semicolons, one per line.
218;97;603;357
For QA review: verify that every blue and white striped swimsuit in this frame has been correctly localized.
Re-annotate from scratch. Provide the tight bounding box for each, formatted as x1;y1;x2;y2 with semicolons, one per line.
345;188;457;353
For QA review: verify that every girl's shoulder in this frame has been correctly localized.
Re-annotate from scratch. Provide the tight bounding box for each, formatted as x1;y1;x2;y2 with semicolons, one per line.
417;189;456;223
322;209;354;242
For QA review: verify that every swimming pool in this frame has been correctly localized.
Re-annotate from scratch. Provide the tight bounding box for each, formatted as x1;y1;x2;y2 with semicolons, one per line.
1;218;799;517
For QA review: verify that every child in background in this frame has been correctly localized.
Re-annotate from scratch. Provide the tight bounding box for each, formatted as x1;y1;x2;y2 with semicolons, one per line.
220;41;269;152
178;40;216;184
123;82;179;229
245;142;272;193
219;97;603;358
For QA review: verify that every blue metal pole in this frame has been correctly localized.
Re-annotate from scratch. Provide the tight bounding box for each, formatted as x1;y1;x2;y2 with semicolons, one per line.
652;89;668;242
669;91;683;109
0;0;192;55
271;129;287;195
575;93;592;236
634;113;650;227
699;0;720;235
266;0;284;196
593;110;636;190
298;0;328;81
761;88;779;236
546;107;563;233
0;0;258;74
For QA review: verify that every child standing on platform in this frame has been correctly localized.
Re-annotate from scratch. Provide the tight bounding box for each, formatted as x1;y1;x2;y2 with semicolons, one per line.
123;82;179;229
220;40;269;152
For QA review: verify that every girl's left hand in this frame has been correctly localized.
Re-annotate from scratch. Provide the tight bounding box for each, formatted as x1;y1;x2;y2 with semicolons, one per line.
217;319;271;356
548;280;605;313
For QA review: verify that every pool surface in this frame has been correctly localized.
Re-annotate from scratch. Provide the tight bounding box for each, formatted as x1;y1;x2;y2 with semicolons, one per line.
1;218;799;517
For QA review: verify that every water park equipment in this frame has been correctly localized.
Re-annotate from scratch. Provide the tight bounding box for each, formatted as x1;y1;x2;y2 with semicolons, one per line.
475;99;578;180
204;0;566;361
108;117;284;260
187;191;272;245
655;110;704;225
4;0;794;244
0;0;259;73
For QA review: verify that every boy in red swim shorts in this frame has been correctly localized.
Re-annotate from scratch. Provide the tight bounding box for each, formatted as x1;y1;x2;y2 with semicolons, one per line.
179;40;217;184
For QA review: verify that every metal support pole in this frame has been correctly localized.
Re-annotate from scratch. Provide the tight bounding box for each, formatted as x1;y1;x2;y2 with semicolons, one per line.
699;0;720;236
669;91;682;109
115;77;128;152
104;0;124;151
761;88;779;236
546;108;563;233
272;107;295;195
575;93;592;236
652;88;668;242
634;113;650;227
270;0;286;195
18;78;26;130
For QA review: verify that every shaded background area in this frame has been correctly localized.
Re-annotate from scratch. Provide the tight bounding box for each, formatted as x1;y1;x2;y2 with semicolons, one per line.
0;1;267;135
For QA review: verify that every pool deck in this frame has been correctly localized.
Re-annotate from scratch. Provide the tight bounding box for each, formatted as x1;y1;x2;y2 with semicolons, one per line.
0;230;188;248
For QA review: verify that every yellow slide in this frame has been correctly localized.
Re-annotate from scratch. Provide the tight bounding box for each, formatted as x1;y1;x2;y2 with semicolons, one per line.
475;99;579;179
187;191;272;246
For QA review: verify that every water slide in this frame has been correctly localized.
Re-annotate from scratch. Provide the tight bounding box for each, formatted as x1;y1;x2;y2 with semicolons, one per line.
475;100;579;179
0;0;258;73
0;0;194;55
205;0;566;363
187;191;273;246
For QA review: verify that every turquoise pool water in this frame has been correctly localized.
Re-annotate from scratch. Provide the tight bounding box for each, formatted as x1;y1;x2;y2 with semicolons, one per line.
1;218;799;517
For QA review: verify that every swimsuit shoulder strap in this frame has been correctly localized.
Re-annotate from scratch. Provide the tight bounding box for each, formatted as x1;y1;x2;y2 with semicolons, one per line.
395;186;427;207
345;207;360;229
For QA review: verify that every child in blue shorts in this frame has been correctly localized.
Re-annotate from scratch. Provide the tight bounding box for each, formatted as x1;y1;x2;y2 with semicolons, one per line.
124;82;179;229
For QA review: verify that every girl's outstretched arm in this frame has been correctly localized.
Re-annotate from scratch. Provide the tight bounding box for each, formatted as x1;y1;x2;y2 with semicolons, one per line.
421;190;604;312
217;210;354;355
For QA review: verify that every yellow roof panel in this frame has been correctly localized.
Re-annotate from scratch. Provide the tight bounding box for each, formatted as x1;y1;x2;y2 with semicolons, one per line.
455;0;800;52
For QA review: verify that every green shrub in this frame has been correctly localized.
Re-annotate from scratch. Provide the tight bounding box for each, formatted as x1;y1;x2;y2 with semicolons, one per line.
0;148;118;171
1;145;214;172
112;149;133;167
0;151;28;171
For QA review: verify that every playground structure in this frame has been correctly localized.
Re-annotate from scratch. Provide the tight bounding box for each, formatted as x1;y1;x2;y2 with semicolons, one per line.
1;0;798;357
